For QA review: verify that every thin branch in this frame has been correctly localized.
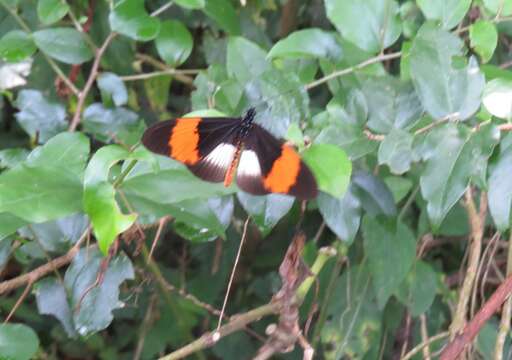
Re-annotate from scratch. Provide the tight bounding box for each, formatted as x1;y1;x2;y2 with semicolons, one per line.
494;231;512;360
440;272;512;360
0;228;90;295
69;32;117;131
134;53;200;85
150;1;175;17
133;294;157;360
449;190;487;338
420;314;432;360
4;282;33;323
401;331;450;360
304;52;402;90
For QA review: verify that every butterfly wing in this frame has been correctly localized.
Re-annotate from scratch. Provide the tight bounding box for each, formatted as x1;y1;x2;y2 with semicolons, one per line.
142;117;240;183
237;124;318;200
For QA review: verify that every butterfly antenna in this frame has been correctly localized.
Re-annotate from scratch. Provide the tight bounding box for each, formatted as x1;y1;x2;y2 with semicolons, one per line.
215;216;251;334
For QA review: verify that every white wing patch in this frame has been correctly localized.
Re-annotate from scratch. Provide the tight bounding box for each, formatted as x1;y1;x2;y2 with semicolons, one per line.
203;143;236;170
238;150;262;177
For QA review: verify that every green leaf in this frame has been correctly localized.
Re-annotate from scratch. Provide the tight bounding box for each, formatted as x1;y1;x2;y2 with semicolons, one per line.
361;77;423;133
483;0;512;16
317;186;361;243
417;0;471;29
483;78;512;119
325;0;402;53
420;124;500;228
83;146;137;254
0;148;29;169
109;0;161;41
384;176;413;203
37;0;69;25
97;72;128;107
227;37;269;84
0;60;32;90
378;128;414;174
267;29;342;60
488;134;512;231
316;121;378;159
395;261;438;316
0;212;27;241
0;30;36;63
175;0;205;9
469;20;498;63
0;324;39;360
410;23;485;121
83;103;144;145
203;0;240;35
64;248;134;336
35;278;77;337
352;171;397;217
362;216;416;308
156;20;193;66
15;89;67;142
302;144;352;198
237;193;294;236
33;27;93;64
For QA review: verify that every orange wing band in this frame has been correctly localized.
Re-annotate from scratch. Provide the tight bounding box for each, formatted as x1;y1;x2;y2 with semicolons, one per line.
263;145;301;193
169;118;201;164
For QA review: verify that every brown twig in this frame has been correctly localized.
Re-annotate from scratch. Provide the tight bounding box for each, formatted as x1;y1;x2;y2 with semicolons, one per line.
0;228;90;295
440;272;512;360
495;231;512;360
401;331;450;360
148;216;171;261
450;190;487;339
4;281;33;323
420;314;432;360
69;32;117;131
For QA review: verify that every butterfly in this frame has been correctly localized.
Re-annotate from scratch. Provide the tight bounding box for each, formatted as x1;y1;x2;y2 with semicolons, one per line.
141;108;318;200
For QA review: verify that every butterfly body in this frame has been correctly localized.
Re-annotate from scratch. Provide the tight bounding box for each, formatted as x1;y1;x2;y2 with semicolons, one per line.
142;108;318;200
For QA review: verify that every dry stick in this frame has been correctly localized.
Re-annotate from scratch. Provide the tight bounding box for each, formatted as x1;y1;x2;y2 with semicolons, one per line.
420;314;432;360
401;331;450;360
215;216;251;332
133;295;157;360
69;32;117;131
4;282;33;323
449;190;487;339
440;273;512;360
148;216;171;261
0;228;90;295
494;231;512;360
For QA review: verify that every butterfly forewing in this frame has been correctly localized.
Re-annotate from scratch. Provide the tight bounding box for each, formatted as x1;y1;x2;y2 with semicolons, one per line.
142;117;240;182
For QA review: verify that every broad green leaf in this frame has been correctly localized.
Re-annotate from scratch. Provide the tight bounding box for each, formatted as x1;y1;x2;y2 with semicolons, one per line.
203;0;240;35
37;0;69;25
470;21;498;63
363;216;416;308
0;30;36;63
0;324;39;360
109;0;161;41
317;186;361;243
316;121;378;159
0;212;26;241
83;103;144;145
352;171;397;216
175;0;205;9
26;132;90;174
64;248;134;336
144;74;171;112
97;72;128;107
227;37;269;84
483;0;512;15
15;89;67;142
483;78;512;119
35;278;77;337
237;193;294;236
362;77;423;133
325;0;402;53
395;261;438;316
33;28;93;64
83;146;137;254
420;124;500;229
384;176;413;203
417;0;471;29
302;144;352;198
378;128;414;174
267;29;342;60
156;20;193;66
410;24;485;121
488;134;512;231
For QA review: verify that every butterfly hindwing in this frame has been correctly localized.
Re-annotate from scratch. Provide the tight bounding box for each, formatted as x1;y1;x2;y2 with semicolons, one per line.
237;124;318;200
142;117;239;182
